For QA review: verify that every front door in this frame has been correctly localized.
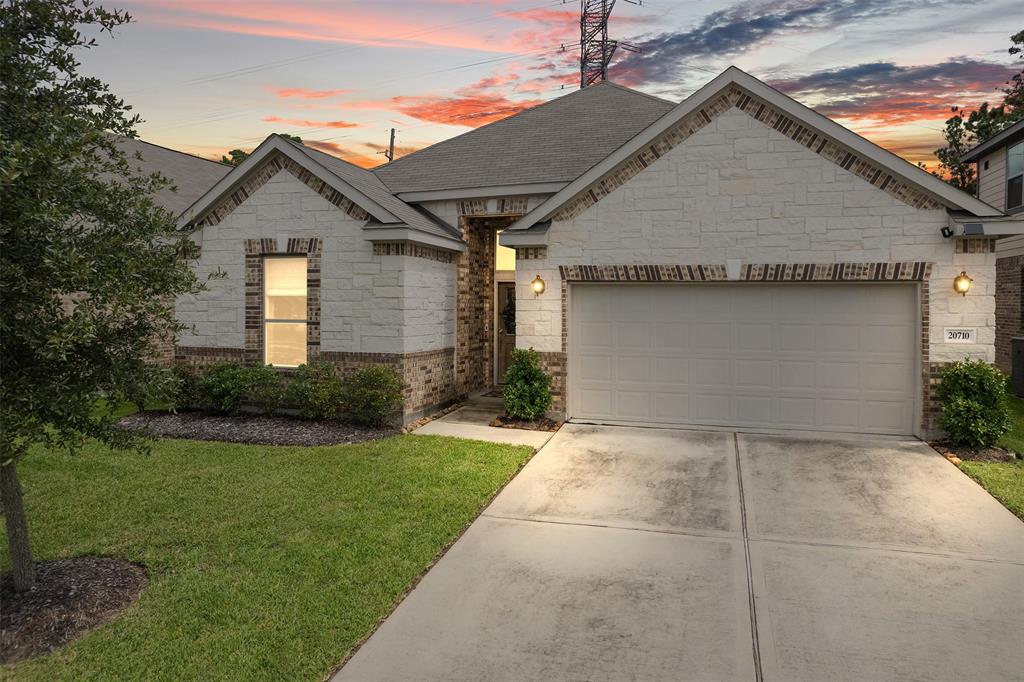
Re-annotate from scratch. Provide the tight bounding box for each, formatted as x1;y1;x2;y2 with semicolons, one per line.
496;281;516;383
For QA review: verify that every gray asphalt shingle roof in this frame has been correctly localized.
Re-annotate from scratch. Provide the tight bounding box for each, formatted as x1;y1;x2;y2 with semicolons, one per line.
372;82;676;194
116;137;231;216
291;140;461;239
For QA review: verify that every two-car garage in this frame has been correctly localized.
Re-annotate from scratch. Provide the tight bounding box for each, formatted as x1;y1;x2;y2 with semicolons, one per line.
568;283;919;435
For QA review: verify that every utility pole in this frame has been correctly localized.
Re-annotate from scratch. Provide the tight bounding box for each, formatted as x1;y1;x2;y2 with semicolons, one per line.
380;127;396;163
579;0;640;89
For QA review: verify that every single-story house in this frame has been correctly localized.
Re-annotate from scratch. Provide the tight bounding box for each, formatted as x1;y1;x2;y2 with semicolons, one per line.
172;67;1020;437
959;118;1024;382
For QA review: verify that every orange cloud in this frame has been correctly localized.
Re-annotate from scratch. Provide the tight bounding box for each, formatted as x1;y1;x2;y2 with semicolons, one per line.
346;93;545;128
262;116;359;129
270;87;353;99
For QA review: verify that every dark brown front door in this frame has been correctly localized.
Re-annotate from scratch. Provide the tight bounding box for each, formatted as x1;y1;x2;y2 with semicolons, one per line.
496;281;516;383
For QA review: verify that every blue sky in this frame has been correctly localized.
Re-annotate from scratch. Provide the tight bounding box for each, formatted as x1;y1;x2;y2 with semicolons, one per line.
79;0;1022;168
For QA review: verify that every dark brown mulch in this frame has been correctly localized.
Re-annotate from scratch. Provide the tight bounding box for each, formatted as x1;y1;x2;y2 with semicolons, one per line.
489;415;562;432
931;441;1020;463
119;411;398;446
1;557;147;664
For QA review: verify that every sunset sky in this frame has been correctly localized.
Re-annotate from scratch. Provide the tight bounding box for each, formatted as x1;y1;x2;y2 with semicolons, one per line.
80;0;1023;170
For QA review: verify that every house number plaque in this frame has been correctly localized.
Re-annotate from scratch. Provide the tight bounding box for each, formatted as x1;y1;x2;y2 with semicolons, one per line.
943;327;976;344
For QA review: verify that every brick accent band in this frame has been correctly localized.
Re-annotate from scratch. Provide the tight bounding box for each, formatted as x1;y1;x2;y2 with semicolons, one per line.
559;261;933;283
553;85;944;221
954;237;997;254
372;241;454;263
196;152;369;229
515;247;547;260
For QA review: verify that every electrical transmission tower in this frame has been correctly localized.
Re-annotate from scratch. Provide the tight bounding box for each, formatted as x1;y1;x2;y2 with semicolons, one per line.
579;0;640;89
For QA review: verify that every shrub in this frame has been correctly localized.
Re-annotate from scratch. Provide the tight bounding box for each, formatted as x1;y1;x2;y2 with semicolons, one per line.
342;365;403;427
286;362;344;420
502;348;552;422
938;359;1011;447
197;363;249;415
243;364;285;415
171;364;200;409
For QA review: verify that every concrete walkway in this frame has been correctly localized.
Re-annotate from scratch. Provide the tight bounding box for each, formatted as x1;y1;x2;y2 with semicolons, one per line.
335;424;1024;682
411;396;555;448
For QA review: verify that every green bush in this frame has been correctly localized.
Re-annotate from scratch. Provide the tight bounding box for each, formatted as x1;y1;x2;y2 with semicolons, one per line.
342;365;403;427
286;362;344;420
171;364;200;409
243;364;285;415
197;363;249;415
502;348;552;421
938;359;1011;447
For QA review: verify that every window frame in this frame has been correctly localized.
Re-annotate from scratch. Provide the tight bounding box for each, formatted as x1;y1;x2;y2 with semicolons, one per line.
262;254;308;368
1007;140;1024;213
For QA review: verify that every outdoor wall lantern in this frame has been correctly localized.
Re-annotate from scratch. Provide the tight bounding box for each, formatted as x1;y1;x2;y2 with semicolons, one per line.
953;271;973;296
531;274;546;296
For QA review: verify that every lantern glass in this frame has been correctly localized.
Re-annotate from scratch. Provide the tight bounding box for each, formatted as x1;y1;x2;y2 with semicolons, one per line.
953;271;973;296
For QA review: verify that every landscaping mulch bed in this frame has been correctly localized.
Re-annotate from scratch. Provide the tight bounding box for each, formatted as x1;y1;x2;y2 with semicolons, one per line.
119;411;397;446
1;557;147;664
489;415;562;432
931;441;1020;463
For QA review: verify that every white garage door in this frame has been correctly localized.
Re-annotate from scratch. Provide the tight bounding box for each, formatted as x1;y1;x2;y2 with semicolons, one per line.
569;283;917;435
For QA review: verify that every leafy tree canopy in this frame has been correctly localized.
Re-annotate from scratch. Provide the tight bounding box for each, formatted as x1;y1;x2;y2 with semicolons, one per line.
930;30;1024;193
0;0;215;591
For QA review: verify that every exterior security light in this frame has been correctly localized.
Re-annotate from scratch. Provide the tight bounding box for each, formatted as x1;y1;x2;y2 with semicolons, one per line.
953;271;973;296
531;274;546;296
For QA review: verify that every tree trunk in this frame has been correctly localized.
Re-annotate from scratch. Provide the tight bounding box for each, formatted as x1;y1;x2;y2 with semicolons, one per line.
1;457;34;592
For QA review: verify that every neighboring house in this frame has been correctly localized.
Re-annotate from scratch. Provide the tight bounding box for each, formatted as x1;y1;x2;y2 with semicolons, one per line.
960;119;1024;378
174;67;1017;437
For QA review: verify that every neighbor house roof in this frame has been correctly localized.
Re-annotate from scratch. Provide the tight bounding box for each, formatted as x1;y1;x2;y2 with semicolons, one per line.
372;81;675;199
116;137;231;216
960;118;1024;163
506;66;1002;239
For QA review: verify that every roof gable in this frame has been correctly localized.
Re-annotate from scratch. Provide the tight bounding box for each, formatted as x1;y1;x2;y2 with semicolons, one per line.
177;135;460;244
508;67;1001;235
372;81;675;196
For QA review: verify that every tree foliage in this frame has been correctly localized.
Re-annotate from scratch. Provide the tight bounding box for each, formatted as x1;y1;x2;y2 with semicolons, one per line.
0;0;214;591
221;134;302;166
931;31;1024;192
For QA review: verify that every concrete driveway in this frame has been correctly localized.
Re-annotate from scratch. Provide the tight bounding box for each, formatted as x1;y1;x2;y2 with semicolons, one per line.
335;424;1024;682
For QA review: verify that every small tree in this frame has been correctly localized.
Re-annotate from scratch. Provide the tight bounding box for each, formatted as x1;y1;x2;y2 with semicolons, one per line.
1;1;215;591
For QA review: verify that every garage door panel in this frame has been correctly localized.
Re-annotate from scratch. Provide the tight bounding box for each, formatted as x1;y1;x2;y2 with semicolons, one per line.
570;283;916;435
616;355;650;382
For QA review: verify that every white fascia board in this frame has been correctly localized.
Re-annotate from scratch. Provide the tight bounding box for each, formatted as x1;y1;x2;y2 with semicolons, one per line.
395;182;565;202
509;66;1002;232
362;226;466;252
176;136;399;229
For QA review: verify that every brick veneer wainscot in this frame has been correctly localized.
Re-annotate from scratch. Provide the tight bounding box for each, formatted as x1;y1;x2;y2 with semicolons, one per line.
995;254;1023;374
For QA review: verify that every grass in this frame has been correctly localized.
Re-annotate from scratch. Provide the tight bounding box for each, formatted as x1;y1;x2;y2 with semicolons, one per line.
1;435;532;681
955;395;1024;522
997;395;1024;454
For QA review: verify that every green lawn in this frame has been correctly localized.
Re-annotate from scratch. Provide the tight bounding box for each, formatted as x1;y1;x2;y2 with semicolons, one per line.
956;395;1024;522
2;435;532;681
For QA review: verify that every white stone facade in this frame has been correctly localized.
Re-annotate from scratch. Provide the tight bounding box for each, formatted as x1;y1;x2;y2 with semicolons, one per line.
515;108;996;364
177;169;456;355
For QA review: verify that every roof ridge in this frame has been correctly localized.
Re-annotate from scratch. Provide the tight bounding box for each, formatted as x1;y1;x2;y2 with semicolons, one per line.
598;80;677;106
371;86;595;185
127;136;231;168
